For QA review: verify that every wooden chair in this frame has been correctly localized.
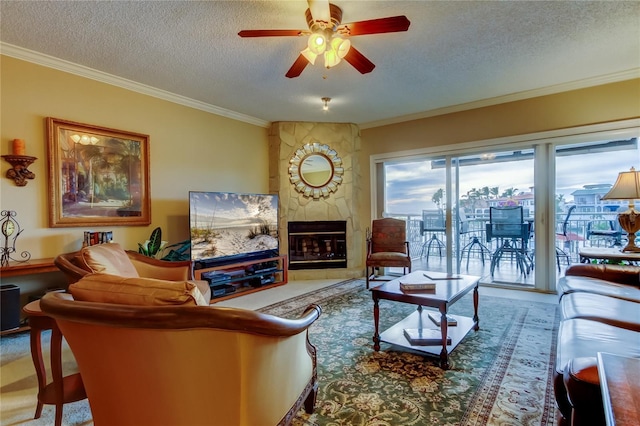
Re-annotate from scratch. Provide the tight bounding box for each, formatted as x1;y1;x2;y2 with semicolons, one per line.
365;218;411;288
40;291;321;426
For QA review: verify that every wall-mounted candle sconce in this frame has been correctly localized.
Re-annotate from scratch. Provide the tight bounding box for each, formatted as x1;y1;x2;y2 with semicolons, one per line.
2;139;37;186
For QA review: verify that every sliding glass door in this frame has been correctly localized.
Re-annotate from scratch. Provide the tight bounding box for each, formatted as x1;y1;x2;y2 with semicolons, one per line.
373;120;639;292
384;150;536;288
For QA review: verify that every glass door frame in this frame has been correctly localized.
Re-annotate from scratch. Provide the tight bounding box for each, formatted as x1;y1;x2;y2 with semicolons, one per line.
370;118;640;293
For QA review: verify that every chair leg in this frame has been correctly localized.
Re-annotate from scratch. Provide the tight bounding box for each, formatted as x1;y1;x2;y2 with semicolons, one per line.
366;266;370;289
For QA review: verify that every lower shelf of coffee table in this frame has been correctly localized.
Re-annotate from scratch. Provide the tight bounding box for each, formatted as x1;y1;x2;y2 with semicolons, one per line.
379;309;475;356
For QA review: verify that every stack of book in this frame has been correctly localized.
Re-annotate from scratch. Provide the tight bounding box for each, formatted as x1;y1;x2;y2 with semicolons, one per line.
398;277;436;293
427;311;458;326
403;328;451;346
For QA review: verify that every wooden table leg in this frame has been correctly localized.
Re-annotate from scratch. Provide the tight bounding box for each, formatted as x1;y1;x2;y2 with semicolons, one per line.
28;316;51;419
373;295;380;351
439;308;449;370
473;284;480;331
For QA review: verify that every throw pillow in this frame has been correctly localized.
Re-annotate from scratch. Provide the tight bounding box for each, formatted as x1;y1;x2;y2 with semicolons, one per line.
80;243;139;277
70;273;210;306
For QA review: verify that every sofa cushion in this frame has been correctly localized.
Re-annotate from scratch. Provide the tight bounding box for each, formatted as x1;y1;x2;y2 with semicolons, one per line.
70;273;209;306
560;292;640;331
555;318;640;376
80;243;139;277
558;275;640;303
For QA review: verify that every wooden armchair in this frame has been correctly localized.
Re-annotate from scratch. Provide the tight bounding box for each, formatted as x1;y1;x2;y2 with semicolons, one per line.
365;218;412;288
54;243;211;302
40;291;321;426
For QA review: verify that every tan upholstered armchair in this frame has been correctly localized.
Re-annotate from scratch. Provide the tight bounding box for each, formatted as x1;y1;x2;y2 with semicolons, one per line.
54;243;211;303
40;290;321;426
366;218;412;288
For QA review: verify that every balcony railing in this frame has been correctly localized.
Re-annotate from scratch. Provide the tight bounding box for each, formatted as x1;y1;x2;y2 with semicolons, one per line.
385;211;623;264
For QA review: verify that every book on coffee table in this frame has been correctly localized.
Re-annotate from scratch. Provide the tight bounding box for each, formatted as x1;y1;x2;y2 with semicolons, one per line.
399;281;436;292
403;328;451;346
423;272;463;280
427;311;458;326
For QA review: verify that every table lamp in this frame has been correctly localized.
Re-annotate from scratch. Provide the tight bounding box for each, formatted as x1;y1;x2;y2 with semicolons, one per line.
601;167;640;252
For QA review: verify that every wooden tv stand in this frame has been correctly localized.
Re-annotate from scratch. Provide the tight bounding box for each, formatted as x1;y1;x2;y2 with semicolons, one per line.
193;255;288;303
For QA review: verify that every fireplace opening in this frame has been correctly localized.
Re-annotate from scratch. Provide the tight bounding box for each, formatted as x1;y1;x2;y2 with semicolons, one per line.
288;221;347;270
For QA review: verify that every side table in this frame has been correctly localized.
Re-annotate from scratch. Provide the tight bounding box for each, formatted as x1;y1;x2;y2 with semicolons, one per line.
578;247;640;264
23;300;86;426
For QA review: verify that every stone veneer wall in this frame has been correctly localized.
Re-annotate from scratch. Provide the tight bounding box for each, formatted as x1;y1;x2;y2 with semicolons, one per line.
269;122;364;280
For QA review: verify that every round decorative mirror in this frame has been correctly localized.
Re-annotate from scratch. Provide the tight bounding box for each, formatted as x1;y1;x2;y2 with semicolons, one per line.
289;142;344;200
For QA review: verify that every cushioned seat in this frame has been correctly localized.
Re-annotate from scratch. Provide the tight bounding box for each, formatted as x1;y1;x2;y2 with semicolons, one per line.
40;290;321;426
558;275;640;303
554;318;640;421
55;243;211;303
560;292;640;331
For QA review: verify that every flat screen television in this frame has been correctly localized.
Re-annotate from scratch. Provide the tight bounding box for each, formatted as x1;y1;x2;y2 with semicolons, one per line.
189;191;279;268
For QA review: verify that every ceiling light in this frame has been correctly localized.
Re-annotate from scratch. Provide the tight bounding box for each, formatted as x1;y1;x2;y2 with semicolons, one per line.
324;48;341;68
301;47;317;65
308;33;327;55
322;97;331;111
331;36;351;58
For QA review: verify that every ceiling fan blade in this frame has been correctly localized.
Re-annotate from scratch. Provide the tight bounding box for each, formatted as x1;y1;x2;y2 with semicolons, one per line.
238;29;307;37
307;0;330;22
338;15;410;36
343;46;375;74
285;54;309;78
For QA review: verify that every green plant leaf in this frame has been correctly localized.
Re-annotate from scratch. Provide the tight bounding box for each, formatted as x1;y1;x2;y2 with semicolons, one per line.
137;242;149;256
147;227;162;257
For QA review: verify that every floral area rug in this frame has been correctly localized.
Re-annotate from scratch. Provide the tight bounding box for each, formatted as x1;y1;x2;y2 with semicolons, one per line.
259;279;560;426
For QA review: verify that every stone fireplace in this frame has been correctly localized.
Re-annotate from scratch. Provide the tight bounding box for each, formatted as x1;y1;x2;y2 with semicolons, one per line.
269;122;364;280
288;221;347;270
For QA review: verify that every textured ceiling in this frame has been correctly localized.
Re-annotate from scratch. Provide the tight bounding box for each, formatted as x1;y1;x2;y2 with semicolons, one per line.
1;1;639;128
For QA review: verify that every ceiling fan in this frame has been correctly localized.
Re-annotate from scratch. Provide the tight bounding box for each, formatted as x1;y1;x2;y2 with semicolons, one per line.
238;0;410;78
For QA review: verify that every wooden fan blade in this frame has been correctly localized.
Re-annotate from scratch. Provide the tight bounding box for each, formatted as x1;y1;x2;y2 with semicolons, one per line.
338;16;410;36
238;29;307;37
343;46;375;74
285;54;310;78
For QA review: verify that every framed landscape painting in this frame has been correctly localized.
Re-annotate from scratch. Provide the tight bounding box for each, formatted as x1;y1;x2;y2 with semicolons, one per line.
46;118;151;227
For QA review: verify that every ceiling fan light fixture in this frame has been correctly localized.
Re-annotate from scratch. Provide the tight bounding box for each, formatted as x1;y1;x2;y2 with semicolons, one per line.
322;97;331;111
301;47;318;65
308;33;327;55
330;36;351;58
324;48;341;68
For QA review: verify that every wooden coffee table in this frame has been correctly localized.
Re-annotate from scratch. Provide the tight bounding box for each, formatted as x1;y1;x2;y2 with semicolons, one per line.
370;270;480;369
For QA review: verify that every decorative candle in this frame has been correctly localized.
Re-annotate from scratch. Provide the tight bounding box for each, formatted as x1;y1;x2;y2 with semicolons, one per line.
12;139;26;156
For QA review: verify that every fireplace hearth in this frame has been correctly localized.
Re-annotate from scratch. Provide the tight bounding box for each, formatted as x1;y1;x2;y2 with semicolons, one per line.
288;221;347;270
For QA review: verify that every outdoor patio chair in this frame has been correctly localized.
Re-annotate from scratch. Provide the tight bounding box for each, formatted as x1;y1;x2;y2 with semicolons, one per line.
420;209;446;261
486;206;532;276
459;207;492;269
586;218;623;247
555;205;577;271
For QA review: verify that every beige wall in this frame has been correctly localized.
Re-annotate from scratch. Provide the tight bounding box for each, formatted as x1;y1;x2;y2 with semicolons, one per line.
1;56;269;263
358;79;640;230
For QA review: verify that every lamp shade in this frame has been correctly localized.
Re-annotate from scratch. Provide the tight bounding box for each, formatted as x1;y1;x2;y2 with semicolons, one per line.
301;47;318;65
308;33;326;55
601;167;640;200
324;48;341;68
331;36;351;58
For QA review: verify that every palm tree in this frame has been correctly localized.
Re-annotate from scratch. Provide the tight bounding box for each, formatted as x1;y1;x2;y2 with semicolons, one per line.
432;188;444;208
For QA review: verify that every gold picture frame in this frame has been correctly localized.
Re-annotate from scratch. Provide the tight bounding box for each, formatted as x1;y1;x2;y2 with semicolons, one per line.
46;118;151;227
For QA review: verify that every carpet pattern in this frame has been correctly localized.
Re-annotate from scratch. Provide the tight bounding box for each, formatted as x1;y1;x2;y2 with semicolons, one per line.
0;278;559;426
259;279;559;426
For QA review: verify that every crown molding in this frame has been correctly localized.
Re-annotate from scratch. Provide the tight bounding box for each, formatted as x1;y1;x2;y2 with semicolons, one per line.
360;68;640;130
0;43;271;128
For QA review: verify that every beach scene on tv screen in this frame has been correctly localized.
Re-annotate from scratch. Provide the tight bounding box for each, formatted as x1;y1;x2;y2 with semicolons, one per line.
190;192;278;261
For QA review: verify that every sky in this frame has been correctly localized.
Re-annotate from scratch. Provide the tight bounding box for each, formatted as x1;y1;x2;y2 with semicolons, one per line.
385;143;639;215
